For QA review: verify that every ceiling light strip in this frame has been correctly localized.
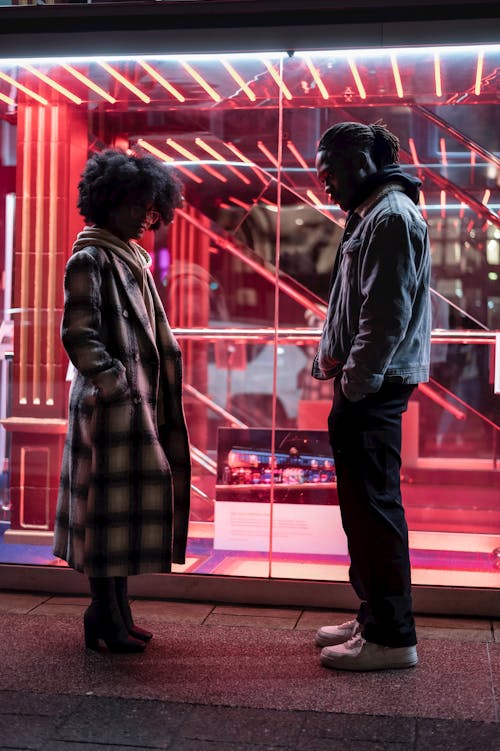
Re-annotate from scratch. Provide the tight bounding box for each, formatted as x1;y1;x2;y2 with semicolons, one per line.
221;60;256;101
181;62;221;102
61;63;116;104
286;140;310;171
99;62;150;103
390;54;404;98
347;58;366;99
138;60;185;102
257;140;279;169
434;53;442;97
440;190;446;218
262;60;293;100
0;90;15;106
195;138;251;185
0;71;48;105
21;64;82;105
482;189;491;205
137;138;202;183
303;56;329;99
166;138;227;182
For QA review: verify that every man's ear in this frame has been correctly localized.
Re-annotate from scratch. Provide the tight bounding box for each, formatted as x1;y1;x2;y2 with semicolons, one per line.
358;149;377;177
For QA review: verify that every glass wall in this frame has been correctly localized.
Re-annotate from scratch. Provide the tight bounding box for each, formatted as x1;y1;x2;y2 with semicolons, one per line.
0;45;498;588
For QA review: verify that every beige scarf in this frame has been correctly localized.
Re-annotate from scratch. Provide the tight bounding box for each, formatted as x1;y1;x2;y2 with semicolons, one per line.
72;226;156;338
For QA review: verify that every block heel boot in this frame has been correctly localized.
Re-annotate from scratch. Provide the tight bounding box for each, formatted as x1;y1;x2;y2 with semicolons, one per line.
115;576;153;642
84;576;146;653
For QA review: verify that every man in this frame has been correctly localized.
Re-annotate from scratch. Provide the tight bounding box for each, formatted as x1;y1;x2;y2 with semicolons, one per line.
312;121;431;671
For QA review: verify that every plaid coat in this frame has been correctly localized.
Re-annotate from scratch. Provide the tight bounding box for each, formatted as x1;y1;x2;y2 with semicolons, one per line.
53;242;191;577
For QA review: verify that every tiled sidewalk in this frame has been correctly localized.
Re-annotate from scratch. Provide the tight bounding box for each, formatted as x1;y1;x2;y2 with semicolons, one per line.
0;591;499;750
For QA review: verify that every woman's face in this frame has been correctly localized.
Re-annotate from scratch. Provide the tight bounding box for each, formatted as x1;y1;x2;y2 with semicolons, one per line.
102;202;160;241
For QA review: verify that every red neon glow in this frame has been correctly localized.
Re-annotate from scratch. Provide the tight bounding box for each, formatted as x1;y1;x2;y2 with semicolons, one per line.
434;53;442;97
408;138;420;166
257;140;279;169
137;138;203;183
225;141;269;186
306;189;323;207
61;64;116;104
286;141;310;171
182;62;221;102
466;219;474;233
221;60;256;101
0;71;48;105
262;60;293;100
228;196;251;210
440;190;446;218
347;58;366;99
138;61;185;102
303;56;329;99
99;62;150;103
440;138;448;167
166;138;227;183
419;190;428;220
195;137;251;185
390;54;404;98
21;64;82;105
474;51;484;96
482;188;491;205
459;202;466;219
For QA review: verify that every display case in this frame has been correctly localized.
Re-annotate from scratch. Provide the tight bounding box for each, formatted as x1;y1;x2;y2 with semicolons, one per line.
0;7;498;603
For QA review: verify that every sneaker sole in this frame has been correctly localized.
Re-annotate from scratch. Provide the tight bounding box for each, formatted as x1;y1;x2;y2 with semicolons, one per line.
321;655;418;671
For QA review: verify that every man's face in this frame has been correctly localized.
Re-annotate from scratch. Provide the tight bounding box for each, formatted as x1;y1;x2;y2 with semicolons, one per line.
315;147;368;212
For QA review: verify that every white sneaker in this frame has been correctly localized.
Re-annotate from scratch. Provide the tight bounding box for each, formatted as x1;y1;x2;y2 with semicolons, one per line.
320;633;418;671
315;618;361;647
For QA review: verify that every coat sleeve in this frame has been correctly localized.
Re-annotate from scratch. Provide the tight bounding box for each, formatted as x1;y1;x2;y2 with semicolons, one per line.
61;249;130;402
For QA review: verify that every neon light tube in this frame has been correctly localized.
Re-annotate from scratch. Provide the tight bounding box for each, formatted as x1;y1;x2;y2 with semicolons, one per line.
195;137;250;185
0;71;47;105
257;140;279;169
61;63;116;104
262;60;293;100
137;138;202;183
390;54;404;98
166;138;227;182
434;53;442;97
182;62;221;102
99;62;150;103
303;56;329;99
347;58;366;99
225;141;269;186
286;140;310;170
474;51;484;95
220;60;256;101
138;60;185;102
21;64;82;104
0;91;14;106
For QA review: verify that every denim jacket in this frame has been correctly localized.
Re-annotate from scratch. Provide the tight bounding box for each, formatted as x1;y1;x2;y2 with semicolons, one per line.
312;181;431;402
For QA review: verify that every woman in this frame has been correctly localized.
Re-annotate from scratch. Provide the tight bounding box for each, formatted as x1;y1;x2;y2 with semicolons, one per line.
53;150;191;653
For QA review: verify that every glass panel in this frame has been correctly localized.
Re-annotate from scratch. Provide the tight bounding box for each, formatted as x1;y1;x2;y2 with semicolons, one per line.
0;44;498;587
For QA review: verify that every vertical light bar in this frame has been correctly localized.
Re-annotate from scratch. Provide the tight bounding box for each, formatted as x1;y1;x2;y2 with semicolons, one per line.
440;137;448;179
166;138;228;182
347;58;366;99
99;61;150;103
21;64;82;105
257;140;279;169
195;137;251;184
408;137;420;166
45;105;59;406
262;60;293;100
434;53;442;97
181;62;221;102
61;63;116;104
440;189;446;219
474;51;484;96
459;202;466;219
303;55;329;99
418;190;428;220
19;106;32;405
33;105;46;405
220;60;256;101
138;60;185;102
390;54;404;98
137;138;203;183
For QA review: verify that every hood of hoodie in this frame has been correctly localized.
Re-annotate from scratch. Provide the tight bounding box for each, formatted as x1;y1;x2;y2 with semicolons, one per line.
350;164;421;211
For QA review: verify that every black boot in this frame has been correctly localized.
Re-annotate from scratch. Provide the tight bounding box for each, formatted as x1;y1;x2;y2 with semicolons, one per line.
84;577;146;653
115;577;153;642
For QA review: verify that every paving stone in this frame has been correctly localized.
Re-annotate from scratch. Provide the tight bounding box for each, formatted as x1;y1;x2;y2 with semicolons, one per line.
28;602;87;617
171;742;289;751
129;600;214;624
300;711;416;743
213;605;301;619
0;592;49;615
179;705;304;745
415;615;492;630
0;690;83;716
415;717;500;750
0;714;57;750
416;626;493;642
203;612;298;629
54;696;190;748
294;610;356;630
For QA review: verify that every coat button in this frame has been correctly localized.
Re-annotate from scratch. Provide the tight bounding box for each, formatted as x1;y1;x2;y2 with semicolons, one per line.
122;310;129;318
133;395;142;404
134;353;140;362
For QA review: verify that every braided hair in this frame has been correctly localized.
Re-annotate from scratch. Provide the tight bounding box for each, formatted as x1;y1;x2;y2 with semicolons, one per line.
318;121;400;168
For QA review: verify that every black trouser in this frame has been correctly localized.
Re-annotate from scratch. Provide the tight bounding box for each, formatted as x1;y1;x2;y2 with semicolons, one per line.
328;379;417;648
